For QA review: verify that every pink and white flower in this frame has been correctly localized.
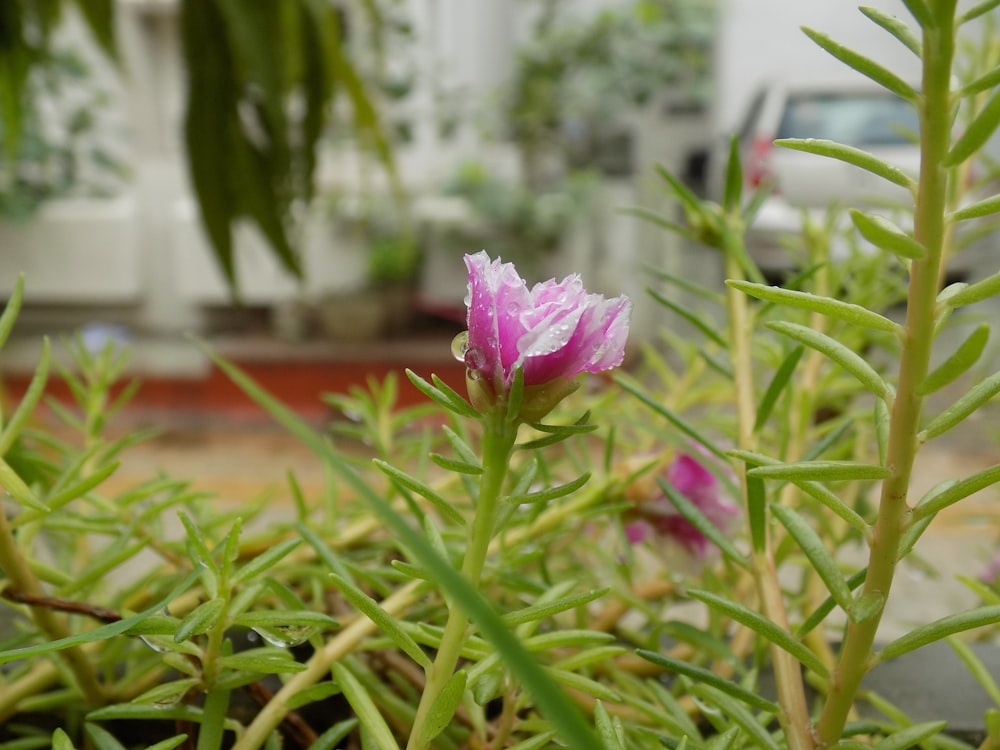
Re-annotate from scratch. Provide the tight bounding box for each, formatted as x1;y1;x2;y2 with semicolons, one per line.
462;251;631;391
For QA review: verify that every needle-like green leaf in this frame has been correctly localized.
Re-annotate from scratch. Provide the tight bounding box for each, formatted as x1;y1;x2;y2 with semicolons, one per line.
767;320;894;402
775;138;915;191
918;323;989;395
877;605;1000;661
850;210;926;259
729;280;900;333
919;370;1000;441
859;6;921;55
802;26;918;101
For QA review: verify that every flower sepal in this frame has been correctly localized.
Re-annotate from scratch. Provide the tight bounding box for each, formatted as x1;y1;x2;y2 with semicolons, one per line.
516;376;581;424
466;366;579;425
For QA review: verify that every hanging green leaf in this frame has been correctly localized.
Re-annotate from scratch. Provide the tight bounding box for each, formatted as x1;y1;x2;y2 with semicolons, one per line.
767;320;894;401
177;0;390;291
72;0;117;59
802;27;918;100
849;210;926;260
919;369;1000;441
775;139;915;191
918;323;989;395
180;0;239;286
728;280;900;333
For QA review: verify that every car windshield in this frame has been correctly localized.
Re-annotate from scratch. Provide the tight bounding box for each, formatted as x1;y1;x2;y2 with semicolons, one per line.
776;92;918;147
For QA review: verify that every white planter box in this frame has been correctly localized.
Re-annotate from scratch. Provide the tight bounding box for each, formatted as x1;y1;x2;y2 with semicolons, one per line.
0;197;140;303
172;200;299;305
172;200;368;305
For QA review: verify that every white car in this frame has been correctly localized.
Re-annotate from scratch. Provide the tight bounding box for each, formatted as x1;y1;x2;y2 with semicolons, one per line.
719;79;924;276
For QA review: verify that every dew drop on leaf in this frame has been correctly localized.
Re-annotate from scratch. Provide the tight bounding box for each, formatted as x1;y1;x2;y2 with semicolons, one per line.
251;624;317;648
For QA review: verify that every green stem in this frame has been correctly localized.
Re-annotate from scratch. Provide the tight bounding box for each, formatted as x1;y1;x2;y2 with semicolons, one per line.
815;7;956;746
407;413;517;750
723;229;814;750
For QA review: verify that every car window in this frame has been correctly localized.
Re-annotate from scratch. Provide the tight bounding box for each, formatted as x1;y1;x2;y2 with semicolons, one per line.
776;92;918;147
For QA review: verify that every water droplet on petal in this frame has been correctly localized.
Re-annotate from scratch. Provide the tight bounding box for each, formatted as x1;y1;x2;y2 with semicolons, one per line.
451;331;469;362
467;368;481;381
465;346;486;370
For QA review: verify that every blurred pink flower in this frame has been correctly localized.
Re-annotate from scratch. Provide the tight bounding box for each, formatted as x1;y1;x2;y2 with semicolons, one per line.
625;454;740;557
462;251;631;391
981;550;1000;586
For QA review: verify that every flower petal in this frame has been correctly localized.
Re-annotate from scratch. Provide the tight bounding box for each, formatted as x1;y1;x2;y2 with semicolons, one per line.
463;252;631;390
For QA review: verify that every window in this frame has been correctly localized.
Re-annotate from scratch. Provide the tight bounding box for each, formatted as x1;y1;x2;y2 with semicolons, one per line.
776;92;918;147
